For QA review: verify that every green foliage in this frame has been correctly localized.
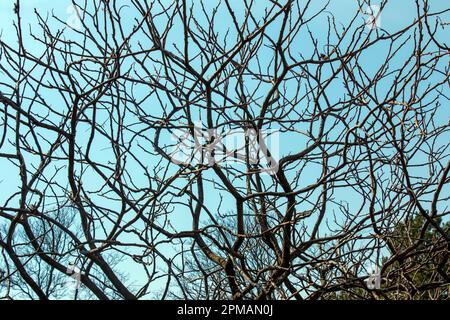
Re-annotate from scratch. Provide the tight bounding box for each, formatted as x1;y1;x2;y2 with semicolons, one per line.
329;215;449;300
381;214;449;300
